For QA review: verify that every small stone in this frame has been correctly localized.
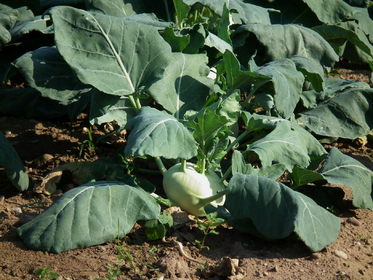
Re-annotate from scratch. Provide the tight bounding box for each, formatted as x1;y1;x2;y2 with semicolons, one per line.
333;250;348;260
263;271;269;276
0;196;4;204
273;266;279;272
11;207;22;215
346;217;362;227
310;253;322;260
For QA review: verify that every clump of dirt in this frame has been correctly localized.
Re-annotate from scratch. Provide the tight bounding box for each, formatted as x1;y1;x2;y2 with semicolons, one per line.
1;69;373;279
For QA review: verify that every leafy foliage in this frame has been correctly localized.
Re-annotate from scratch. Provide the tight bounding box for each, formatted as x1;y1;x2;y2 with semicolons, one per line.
0;0;371;253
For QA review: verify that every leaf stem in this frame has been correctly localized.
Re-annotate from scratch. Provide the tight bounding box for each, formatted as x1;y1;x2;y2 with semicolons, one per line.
154;157;167;175
181;159;187;172
216;129;251;165
219;166;232;184
198;189;227;206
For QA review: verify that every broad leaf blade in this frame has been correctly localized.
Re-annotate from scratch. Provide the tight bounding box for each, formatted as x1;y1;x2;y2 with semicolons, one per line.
255;59;305;119
226;173;341;252
7;46;92;105
89;89;136;127
318;148;373;210
124;107;198;159
299;87;373;139
85;0;136;17
232;150;286;181
49;6;172;96
248;122;310;172
233;24;339;67
0;131;29;191
148;52;213;119
17;181;160;253
183;0;275;25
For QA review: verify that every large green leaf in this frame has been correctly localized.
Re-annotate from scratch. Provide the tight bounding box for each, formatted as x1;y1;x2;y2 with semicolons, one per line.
17;181;160;253
148;52;213;119
254;58;305;119
247;121;310;171
222;50;270;95
244;113;327;161
299;87;373;139
226;173;341;252
0;4;18;49
289;55;325;92
318;148;373;210
0;131;29;191
6;46;92;105
124;107;198;159
232;24;339;67
85;0;137;17
49;6;172;96
289;148;373;210
231;150;286;181
10;15;53;43
183;0;275;25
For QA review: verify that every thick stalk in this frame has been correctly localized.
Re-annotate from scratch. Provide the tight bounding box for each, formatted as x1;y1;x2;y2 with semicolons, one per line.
128;95;140;114
154;157;167;175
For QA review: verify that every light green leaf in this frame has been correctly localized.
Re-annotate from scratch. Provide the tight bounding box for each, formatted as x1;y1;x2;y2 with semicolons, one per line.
299;87;373;139
49;6;172;96
223;50;270;95
248;122;310;172
173;0;191;28
0;131;29;191
318;148;373;210
17;181;160;253
233;24;339;67
226;173;341;252
124;107;198;159
187;107;231;164
148;52;213;119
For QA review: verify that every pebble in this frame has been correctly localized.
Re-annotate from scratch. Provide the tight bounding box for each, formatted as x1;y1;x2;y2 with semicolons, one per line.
11;207;22;215
333;250;348;260
0;195;4;204
311;253;322;260
346;217;361;227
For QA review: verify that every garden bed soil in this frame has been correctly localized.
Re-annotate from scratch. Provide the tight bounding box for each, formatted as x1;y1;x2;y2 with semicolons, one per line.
1;69;373;279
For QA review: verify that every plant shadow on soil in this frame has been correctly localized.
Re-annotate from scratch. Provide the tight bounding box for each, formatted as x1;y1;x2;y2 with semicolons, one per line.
1;69;373;279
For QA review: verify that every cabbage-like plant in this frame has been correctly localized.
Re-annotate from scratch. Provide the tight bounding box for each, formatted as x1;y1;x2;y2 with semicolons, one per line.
8;0;373;254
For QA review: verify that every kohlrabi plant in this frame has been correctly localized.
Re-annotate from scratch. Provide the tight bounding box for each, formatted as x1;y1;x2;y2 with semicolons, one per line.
0;0;372;254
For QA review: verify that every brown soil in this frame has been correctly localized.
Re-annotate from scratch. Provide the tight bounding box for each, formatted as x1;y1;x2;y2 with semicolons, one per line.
1;69;373;280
